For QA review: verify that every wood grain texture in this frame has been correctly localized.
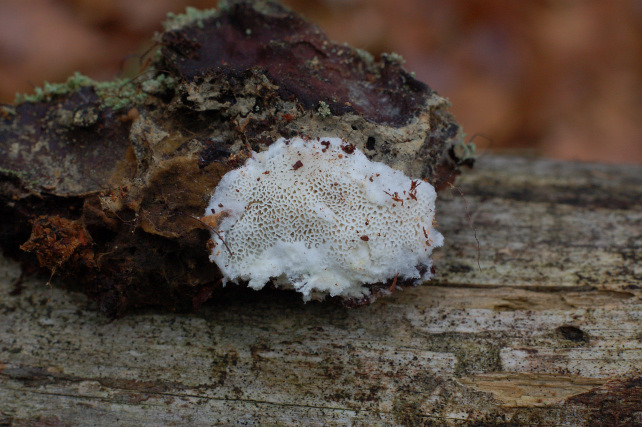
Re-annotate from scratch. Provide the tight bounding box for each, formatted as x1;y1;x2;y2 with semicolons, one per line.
1;155;641;426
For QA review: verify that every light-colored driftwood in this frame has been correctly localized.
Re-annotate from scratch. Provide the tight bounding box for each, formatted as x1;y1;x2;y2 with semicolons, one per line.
1;155;640;426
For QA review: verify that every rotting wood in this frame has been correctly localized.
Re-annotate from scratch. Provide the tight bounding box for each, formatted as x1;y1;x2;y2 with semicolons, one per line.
1;155;640;426
0;0;470;315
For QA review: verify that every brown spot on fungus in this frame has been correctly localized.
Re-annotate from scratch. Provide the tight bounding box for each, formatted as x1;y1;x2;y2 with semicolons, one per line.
341;143;356;154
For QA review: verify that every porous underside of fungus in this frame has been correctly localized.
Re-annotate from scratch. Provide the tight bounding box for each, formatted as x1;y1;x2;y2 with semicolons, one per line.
0;0;472;315
207;137;443;300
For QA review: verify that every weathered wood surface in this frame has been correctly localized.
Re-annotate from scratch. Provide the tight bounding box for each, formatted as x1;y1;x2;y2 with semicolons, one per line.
1;155;641;426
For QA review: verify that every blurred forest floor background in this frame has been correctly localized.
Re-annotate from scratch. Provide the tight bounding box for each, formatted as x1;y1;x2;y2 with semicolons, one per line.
0;0;640;163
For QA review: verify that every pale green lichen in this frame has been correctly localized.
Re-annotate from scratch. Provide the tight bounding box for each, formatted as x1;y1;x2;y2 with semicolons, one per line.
304;56;320;69
355;48;374;64
247;0;291;15
454;138;477;161
317;101;331;118
382;52;405;65
141;73;176;95
163;6;219;31
13;72;151;111
0;105;16;116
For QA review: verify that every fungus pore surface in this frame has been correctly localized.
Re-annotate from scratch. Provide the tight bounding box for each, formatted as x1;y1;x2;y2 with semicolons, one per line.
206;137;443;300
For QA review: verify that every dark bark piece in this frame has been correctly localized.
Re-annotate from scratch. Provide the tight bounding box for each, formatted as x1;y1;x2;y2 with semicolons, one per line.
0;0;470;315
0;88;134;195
161;1;429;127
566;378;642;426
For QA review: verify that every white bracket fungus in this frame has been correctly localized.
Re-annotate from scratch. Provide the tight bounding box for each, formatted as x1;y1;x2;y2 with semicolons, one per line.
205;137;443;300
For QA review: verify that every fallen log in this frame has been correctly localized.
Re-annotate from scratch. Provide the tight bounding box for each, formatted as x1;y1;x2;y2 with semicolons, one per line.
1;155;640;425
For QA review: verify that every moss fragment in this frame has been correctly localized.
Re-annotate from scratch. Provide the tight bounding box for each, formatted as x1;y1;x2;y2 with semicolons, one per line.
14;72;147;111
14;72;90;104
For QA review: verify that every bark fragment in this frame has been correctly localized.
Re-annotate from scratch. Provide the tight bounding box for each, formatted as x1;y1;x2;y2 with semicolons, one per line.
0;0;471;315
